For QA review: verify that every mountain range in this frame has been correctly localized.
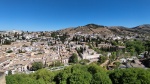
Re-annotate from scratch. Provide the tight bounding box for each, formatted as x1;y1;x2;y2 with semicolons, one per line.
57;24;150;36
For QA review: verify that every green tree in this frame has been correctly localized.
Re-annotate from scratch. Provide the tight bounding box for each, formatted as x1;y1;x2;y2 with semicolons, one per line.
69;53;78;63
55;64;90;84
145;40;150;56
110;52;116;62
88;63;106;74
51;32;58;38
3;39;11;45
32;69;55;83
91;72;112;84
31;62;43;71
126;40;145;55
8;70;12;75
109;68;150;84
6;74;38;84
69;70;92;84
59;33;69;43
88;64;111;84
98;55;107;64
6;50;13;53
79;59;90;65
113;62;121;69
6;64;150;84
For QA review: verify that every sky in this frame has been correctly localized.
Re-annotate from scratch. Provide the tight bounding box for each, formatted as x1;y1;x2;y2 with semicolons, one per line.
0;0;150;31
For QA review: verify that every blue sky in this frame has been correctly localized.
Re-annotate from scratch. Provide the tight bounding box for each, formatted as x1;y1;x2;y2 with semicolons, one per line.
0;0;150;31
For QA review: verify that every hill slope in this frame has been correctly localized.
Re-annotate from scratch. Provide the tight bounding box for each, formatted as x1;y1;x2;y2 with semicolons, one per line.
57;24;150;36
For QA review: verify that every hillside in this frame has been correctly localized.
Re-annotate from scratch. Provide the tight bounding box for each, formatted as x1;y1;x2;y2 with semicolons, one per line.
57;24;112;35
132;24;150;33
57;24;150;36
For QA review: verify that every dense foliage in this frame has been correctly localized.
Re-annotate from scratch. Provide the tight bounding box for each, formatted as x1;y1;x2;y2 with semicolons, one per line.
6;69;56;84
51;32;69;43
31;62;43;71
98;55;108;64
109;68;150;84
126;40;145;55
145;40;150;56
69;53;78;63
6;64;150;84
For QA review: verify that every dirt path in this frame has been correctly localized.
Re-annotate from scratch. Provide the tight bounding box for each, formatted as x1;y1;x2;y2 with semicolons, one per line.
100;60;109;67
0;74;6;84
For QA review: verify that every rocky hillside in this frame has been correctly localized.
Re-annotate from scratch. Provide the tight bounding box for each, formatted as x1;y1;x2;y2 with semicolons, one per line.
57;24;112;35
57;24;150;36
131;24;150;33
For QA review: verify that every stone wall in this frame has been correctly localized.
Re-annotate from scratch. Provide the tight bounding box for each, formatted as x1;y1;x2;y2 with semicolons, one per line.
0;72;6;84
